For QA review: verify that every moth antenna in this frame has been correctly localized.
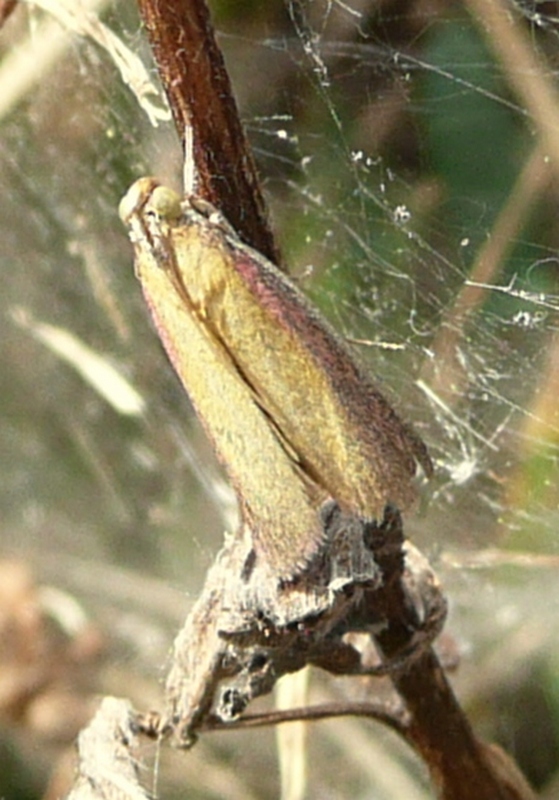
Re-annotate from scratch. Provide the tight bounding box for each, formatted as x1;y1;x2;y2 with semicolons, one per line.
183;124;197;198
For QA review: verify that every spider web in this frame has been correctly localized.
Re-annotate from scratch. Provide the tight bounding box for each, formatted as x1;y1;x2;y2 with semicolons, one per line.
0;0;558;796
245;0;559;556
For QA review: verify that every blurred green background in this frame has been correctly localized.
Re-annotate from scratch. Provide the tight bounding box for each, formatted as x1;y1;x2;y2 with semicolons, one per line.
0;1;558;798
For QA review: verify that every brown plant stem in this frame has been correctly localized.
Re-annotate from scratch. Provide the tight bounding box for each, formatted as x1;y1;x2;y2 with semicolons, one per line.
365;514;533;800
136;0;280;265
0;0;17;28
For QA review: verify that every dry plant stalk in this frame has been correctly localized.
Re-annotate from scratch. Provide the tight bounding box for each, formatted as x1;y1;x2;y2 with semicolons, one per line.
66;698;150;800
136;0;278;263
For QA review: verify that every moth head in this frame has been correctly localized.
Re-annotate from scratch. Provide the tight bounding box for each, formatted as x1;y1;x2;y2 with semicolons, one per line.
148;185;183;223
119;178;182;226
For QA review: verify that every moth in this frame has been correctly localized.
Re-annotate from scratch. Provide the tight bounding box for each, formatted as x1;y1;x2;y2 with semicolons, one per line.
119;178;431;578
